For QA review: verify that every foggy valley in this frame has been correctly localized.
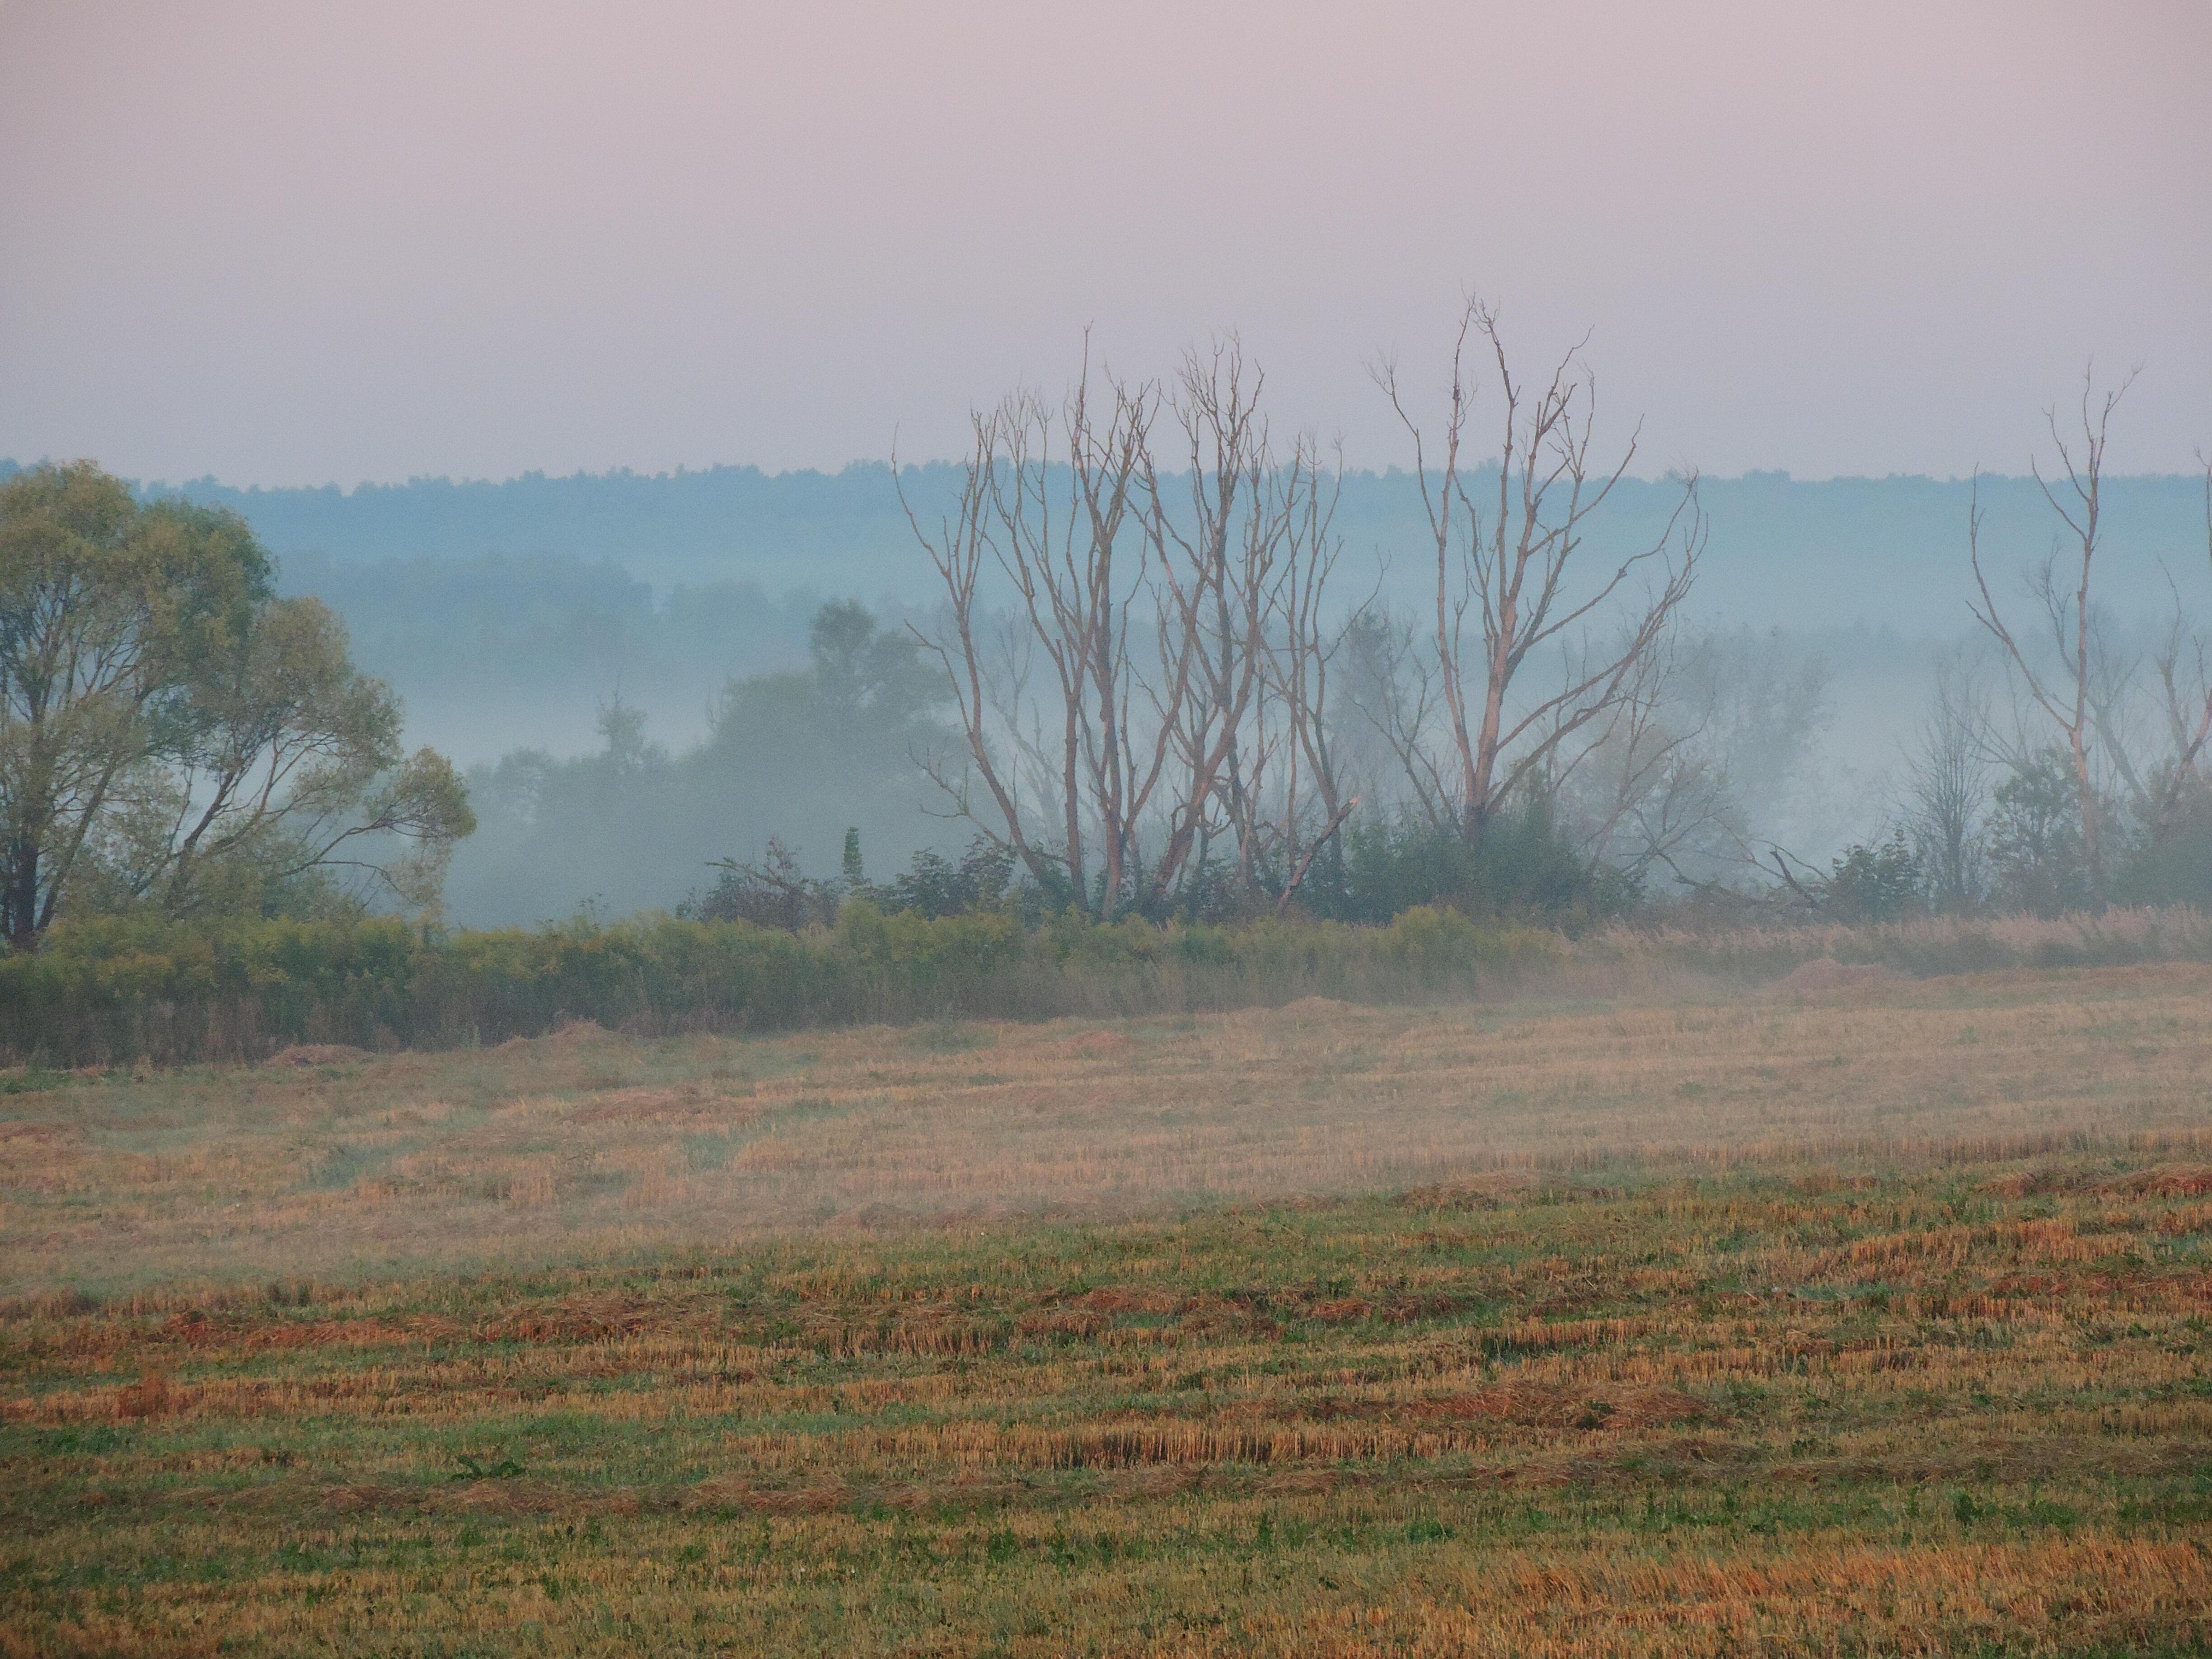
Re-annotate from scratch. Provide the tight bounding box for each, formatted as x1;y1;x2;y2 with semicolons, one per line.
6;5;2210;1653
6;455;2201;927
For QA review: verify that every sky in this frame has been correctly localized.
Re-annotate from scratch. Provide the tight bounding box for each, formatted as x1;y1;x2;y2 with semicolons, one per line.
2;0;2208;487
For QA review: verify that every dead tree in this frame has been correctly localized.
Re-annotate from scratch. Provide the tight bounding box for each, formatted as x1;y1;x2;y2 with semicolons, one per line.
1968;368;2137;903
900;408;1058;900
1372;297;1702;845
1141;341;1279;910
1902;661;1993;911
1262;434;1355;910
909;339;1352;919
904;359;1175;919
1144;345;1351;909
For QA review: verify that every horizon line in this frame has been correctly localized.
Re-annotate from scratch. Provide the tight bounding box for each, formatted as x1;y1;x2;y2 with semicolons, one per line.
5;456;2206;498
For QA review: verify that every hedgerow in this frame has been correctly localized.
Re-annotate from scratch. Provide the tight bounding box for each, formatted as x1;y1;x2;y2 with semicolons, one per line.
12;901;2208;1069
0;903;1556;1066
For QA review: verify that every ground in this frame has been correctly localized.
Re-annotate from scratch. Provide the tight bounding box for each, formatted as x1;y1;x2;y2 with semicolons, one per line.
2;965;2209;1655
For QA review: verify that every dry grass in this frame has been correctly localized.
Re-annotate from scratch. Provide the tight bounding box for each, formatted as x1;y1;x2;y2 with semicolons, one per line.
4;1148;2211;1654
1;961;2209;1655
1594;904;2212;976
3;962;2211;1297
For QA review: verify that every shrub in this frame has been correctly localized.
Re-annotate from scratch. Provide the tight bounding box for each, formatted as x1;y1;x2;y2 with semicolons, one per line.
0;904;1556;1068
2118;772;2212;909
1826;834;1921;922
679;839;839;931
1987;753;2092;918
877;837;1018;921
1301;799;1634;929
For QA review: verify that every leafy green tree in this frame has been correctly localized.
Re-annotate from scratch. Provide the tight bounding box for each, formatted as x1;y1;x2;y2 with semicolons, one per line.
1304;795;1636;928
705;599;943;768
881;836;1017;920
680;837;839;931
2115;764;2212;907
1986;750;2094;918
455;601;951;926
1824;833;1921;922
0;463;471;946
122;593;473;921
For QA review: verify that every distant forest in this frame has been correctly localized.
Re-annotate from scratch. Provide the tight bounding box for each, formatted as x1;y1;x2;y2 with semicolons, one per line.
8;457;2203;759
5;458;2203;628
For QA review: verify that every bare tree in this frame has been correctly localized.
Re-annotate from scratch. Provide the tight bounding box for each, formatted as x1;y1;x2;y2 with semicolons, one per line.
904;360;1171;919
1968;368;2138;903
1144;347;1354;909
1261;436;1357;911
905;338;1346;919
1141;342;1279;909
901;408;1059;901
1902;659;1992;911
1371;297;1702;846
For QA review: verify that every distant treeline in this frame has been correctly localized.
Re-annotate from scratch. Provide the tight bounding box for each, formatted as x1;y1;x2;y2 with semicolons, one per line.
5;457;2206;629
273;551;818;697
269;549;825;763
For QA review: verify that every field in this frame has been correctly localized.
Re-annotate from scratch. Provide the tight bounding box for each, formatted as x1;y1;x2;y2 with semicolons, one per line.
3;963;2211;1655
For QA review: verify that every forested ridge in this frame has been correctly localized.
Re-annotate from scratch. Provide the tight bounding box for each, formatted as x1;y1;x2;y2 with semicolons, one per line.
5;457;2205;628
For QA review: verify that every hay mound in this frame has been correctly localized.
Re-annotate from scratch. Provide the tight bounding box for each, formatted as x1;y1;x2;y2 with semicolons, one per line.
494;1018;614;1055
264;1044;370;1069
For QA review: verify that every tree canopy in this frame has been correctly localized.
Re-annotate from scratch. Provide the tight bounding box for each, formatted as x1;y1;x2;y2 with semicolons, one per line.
0;462;471;946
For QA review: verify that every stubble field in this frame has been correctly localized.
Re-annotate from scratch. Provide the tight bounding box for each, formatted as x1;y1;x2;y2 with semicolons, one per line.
3;963;2210;1655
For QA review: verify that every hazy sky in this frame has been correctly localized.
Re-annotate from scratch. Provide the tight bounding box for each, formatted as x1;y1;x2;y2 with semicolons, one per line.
2;0;2207;486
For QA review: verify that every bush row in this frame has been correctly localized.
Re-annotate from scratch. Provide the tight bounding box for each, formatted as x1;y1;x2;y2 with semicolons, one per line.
1607;905;2212;984
12;902;2207;1071
0;903;1561;1067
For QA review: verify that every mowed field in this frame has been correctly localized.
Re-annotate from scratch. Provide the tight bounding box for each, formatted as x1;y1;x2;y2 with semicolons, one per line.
3;964;2211;1655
